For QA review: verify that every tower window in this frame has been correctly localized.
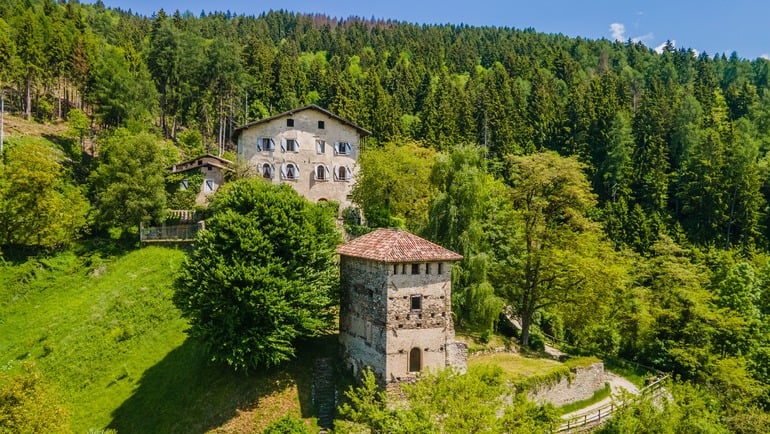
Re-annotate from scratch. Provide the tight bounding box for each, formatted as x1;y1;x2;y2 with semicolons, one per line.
410;294;422;311
409;347;422;373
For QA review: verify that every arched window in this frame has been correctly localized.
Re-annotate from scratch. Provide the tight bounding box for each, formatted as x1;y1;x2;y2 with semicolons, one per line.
338;165;348;181
315;164;329;181
262;163;272;179
409;347;422;373
281;163;299;180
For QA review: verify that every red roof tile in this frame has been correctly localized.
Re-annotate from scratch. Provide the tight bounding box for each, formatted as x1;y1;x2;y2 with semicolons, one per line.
337;229;463;263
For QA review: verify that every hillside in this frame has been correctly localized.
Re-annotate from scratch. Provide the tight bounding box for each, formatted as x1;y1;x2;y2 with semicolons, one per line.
0;246;326;433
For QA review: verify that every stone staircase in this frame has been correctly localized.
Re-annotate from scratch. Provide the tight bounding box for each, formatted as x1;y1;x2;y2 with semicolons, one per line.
312;357;336;430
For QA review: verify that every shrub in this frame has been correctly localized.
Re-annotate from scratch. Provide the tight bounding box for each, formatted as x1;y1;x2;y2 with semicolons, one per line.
261;415;310;434
174;179;341;371
528;333;545;352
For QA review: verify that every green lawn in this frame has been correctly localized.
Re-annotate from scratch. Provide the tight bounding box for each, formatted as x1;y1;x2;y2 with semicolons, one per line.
0;246;322;432
469;352;561;377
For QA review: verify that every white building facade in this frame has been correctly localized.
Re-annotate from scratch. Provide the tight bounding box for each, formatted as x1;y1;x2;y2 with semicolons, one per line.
233;105;371;209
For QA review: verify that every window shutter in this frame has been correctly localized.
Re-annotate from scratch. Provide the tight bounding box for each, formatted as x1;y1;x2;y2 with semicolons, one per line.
256;139;262;152
280;164;287;179
316;140;323;154
314;164;320;180
333;164;339;181
345;165;352;181
295;165;300;179
295;139;300;151
345;142;352;154
333;142;339;155
269;139;275;151
280;138;286;152
324;165;330;180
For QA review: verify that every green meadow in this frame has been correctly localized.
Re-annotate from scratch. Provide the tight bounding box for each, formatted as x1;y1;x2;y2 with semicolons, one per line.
0;246;320;432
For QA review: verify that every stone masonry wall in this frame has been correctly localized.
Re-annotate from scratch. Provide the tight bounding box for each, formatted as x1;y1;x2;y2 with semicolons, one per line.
528;362;606;407
340;257;468;385
339;257;389;382
385;261;466;380
237;109;360;209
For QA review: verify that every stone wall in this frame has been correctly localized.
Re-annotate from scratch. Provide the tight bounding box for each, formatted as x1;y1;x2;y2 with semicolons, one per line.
340;257;468;385
237;108;360;209
384;261;465;380
445;341;468;374
528;362;607;407
339;257;389;382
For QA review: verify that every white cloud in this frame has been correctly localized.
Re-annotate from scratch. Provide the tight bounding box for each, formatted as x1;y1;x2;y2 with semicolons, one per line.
762;54;770;60
631;32;654;43
610;23;625;41
611;23;653;44
654;40;676;54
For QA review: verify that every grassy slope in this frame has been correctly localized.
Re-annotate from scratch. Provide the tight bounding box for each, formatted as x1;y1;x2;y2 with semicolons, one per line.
0;246;322;433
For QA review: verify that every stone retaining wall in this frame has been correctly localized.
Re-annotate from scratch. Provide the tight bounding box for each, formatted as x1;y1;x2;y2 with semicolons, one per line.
528;362;606;407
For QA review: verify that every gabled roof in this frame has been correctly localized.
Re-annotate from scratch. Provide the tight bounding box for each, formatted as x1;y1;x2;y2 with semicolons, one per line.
168;154;234;173
337;228;463;263
231;104;372;141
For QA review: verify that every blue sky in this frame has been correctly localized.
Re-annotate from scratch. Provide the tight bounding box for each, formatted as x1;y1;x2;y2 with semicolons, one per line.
86;0;769;60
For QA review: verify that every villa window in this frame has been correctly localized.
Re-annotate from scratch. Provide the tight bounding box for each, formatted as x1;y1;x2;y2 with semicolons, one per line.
318;120;325;129
262;163;273;179
287;118;294;127
316;140;326;154
286;139;298;152
259;138;274;151
315;164;330;181
281;163;299;180
334;165;352;182
438;263;444;274
335;141;351;155
411;263;420;275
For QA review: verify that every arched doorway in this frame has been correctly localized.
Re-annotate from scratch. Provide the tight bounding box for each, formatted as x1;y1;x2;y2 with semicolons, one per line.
409;347;422;373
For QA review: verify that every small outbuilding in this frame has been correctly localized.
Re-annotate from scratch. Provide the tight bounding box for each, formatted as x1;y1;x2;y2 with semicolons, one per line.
336;228;467;386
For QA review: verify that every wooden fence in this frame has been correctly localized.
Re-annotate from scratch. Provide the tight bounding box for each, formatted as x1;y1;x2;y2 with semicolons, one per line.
140;221;204;243
554;374;669;433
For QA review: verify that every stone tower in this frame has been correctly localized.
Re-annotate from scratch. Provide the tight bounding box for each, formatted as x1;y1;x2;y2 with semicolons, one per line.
336;228;467;386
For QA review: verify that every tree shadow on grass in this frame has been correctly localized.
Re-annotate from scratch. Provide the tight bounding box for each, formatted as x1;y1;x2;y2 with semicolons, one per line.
109;334;338;433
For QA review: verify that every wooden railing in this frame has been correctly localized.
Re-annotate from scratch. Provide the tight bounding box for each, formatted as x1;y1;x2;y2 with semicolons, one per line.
140;221;204;243
554;374;668;433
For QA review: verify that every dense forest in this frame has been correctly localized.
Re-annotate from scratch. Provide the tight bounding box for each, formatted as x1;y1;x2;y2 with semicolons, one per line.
3;0;770;431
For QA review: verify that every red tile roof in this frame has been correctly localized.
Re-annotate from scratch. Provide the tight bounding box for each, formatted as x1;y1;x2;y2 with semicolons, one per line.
337;229;463;263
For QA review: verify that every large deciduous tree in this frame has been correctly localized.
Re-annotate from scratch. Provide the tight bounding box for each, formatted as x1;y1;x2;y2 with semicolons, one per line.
424;146;508;330
496;151;617;347
173;179;341;371
89;130;169;238
0;139;89;249
351;140;436;231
